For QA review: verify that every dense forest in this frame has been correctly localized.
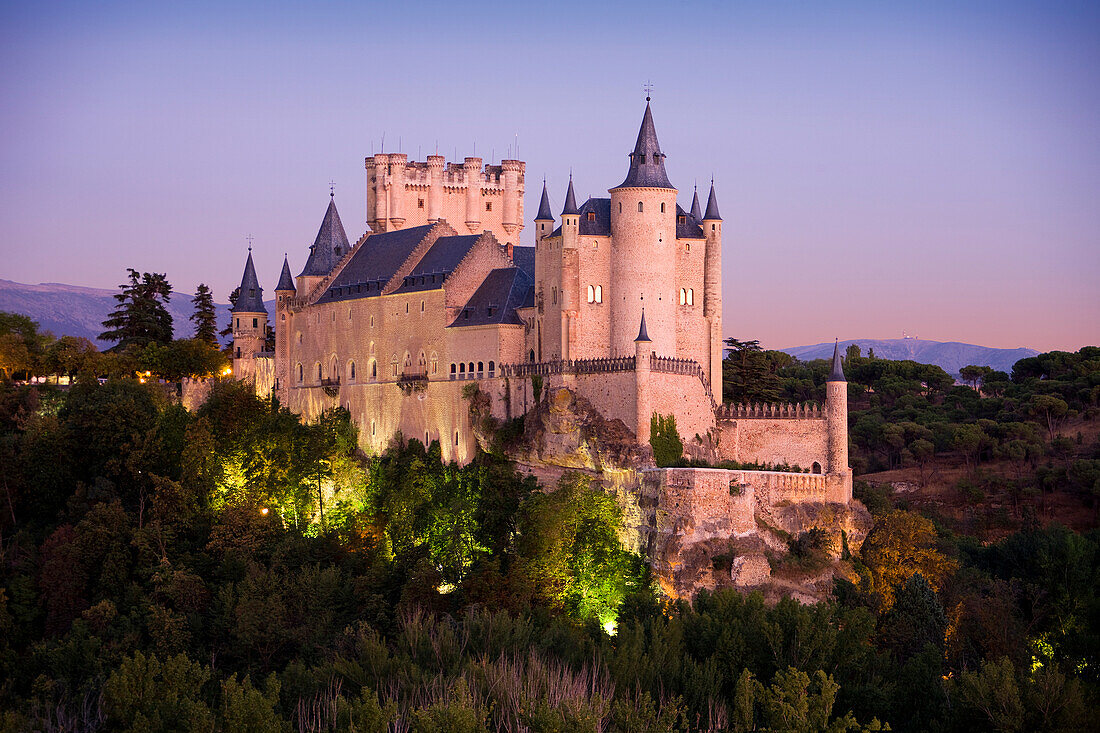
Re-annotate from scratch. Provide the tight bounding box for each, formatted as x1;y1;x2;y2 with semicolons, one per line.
0;310;1098;730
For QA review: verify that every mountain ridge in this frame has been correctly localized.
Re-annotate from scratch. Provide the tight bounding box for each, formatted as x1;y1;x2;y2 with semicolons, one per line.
780;338;1038;376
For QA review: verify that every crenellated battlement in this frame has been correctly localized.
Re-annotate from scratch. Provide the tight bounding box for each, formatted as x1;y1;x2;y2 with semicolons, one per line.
716;401;824;420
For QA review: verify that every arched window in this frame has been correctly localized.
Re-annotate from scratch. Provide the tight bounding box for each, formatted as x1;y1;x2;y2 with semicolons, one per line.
316;362;322;381
594;285;602;303
687;288;694;306
529;350;535;362
370;360;377;379
331;357;339;380
235;347;241;358
637;201;643;212
391;355;399;377
679;288;686;305
297;363;303;383
488;360;495;377
477;361;484;375
587;285;594;303
349;361;356;380
618;202;622;213
812;461;822;474
552;287;557;304
468;362;474;374
450;363;457;380
459;363;466;375
660;202;665;213
418;352;426;372
430;353;438;374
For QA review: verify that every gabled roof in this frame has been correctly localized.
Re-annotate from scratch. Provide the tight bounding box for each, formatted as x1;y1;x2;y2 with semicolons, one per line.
393;234;480;293
449;267;534;328
232;250;267;313
561;176;579;216
703;182;722;221
675;204;705;240
511;245;535;277
299;196;351;277
690;187;702;221
275;256;296;292
614;101;674;190
535;181;554;221
550;197;611;238
828;339;846;382
314;224;433;303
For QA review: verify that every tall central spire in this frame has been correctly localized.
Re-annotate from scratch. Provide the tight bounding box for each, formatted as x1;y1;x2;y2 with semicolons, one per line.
615;101;674;190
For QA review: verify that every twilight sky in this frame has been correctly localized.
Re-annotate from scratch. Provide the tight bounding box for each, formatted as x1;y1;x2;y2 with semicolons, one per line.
1;0;1097;352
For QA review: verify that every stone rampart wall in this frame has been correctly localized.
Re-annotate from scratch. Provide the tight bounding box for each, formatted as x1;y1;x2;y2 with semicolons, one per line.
716;416;829;472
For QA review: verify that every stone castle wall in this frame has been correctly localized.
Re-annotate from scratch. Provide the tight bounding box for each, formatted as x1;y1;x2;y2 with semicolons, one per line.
715;414;830;472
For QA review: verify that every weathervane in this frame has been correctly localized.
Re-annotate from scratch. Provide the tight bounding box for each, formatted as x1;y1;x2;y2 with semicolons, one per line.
245;234;254;251
329;180;336;197
643;80;654;101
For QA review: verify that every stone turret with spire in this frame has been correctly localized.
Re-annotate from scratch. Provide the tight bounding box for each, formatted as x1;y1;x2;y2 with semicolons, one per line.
298;192;350;296
560;174;579;250
231;247;269;371
825;339;852;502
702;179;724;398
534;179;554;243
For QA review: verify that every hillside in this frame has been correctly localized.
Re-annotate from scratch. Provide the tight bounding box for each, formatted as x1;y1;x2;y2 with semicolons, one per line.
0;278;273;347
782;337;1037;376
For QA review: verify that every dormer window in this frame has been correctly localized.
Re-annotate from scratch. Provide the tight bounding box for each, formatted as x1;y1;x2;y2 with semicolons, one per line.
587;212;596;222
335;247;342;256
249;288;255;298
678;215;686;224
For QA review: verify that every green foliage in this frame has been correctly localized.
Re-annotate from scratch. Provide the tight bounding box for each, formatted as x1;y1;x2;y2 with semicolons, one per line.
649;412;684;467
139;337;229;380
190;283;219;347
99;268;174;349
0;311;52;380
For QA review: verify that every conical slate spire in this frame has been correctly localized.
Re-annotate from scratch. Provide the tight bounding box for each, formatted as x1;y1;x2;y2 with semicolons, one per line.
634;309;651;343
703;181;722;221
690;186;702;221
275;255;296;292
232;250;267;313
535;180;554;221
827;339;846;382
561;175;579;216
616;101;674;190
299;196;350;277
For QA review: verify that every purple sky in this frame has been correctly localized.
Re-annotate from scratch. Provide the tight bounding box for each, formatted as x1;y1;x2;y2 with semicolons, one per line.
1;1;1097;351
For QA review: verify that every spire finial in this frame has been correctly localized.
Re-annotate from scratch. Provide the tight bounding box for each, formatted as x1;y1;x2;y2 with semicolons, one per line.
643;80;653;102
329;180;335;197
246;234;254;252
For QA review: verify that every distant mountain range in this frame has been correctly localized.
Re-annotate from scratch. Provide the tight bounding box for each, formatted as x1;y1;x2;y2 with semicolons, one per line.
0;279;273;348
781;338;1038;376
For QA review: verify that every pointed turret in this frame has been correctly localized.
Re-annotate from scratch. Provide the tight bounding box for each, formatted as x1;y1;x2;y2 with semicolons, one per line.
616;101;674;190
561;175;579;216
232;250;266;313
690;186;702;221
275;255;296;293
299;195;350;277
535;180;554;221
703;181;722;221
634;310;651;343
827;339;846;382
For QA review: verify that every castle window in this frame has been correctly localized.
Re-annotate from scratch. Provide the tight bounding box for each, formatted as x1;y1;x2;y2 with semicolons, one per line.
679;288;686;305
618;202;622;213
485;201;492;212
335;247;341;256
468;362;474;374
488;360;495;377
372;420;376;436
418;198;424;208
812;462;821;474
431;353;438;374
252;318;258;328
660;203;665;213
595;285;602;303
348;308;352;320
552;287;557;304
637;202;643;212
712;224;716;231
236;347;240;358
371;360;377;379
235;318;239;329
421;300;425;312
297;332;302;344
455;431;459;446
391;357;398;377
678;215;685;224
316;363;322;380
281;313;285;321
587;212;596;221
349;361;356;380
297;363;303;382
249;288;255;298
405;303;409;314
450;363;456;380
687;288;694;306
593;241;598;249
529;349;535;362
477;361;484;376
587;285;594;303
685;243;690;253
370;315;375;327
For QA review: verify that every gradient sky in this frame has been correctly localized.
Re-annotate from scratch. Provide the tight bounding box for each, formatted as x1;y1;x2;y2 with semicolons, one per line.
1;0;1097;351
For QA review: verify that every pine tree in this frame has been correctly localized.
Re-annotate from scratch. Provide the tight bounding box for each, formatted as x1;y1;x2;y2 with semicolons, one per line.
99;269;174;349
190;284;218;347
219;287;239;354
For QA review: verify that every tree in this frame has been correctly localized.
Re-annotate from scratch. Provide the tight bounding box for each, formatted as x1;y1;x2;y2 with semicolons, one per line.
723;337;781;404
959;365;993;392
650;413;683;467
99;269;174;349
190;284;218;347
845;343;862;361
139;338;229;381
44;336;99;382
220;287;239;353
0;311;50;380
1028;395;1070;443
861;510;957;610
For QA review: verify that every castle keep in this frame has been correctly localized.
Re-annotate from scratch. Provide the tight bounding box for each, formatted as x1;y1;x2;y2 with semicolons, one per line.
230;101;853;507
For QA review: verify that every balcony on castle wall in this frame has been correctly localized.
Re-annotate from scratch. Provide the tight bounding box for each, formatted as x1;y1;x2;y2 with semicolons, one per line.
319;376;341;388
396;371;428;387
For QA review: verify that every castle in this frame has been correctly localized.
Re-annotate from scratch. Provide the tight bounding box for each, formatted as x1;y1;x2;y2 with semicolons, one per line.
228;101;853;506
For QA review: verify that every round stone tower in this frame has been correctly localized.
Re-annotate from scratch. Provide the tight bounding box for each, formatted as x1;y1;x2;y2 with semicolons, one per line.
231;249;268;378
609;100;678;358
825;340;853;502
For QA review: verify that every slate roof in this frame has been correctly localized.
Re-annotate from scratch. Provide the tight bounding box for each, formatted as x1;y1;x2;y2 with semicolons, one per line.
275;256;296;292
828;340;846;382
449;267;534;328
550;197;611;237
635;310;651;342
703;182;722;221
314;224;432;303
511;245;535;277
232;251;267;313
561;177;579;216
615;102;675;190
299;196;351;277
535;181;554;221
690;188;702;221
393;234;480;293
675;204;705;239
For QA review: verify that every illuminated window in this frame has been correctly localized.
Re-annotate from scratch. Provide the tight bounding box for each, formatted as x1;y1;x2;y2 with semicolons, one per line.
687;288;694;306
587;285;594;303
430;353;438;374
595;285;602;303
660;203;665;213
587;212;596;221
679;288;686;305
